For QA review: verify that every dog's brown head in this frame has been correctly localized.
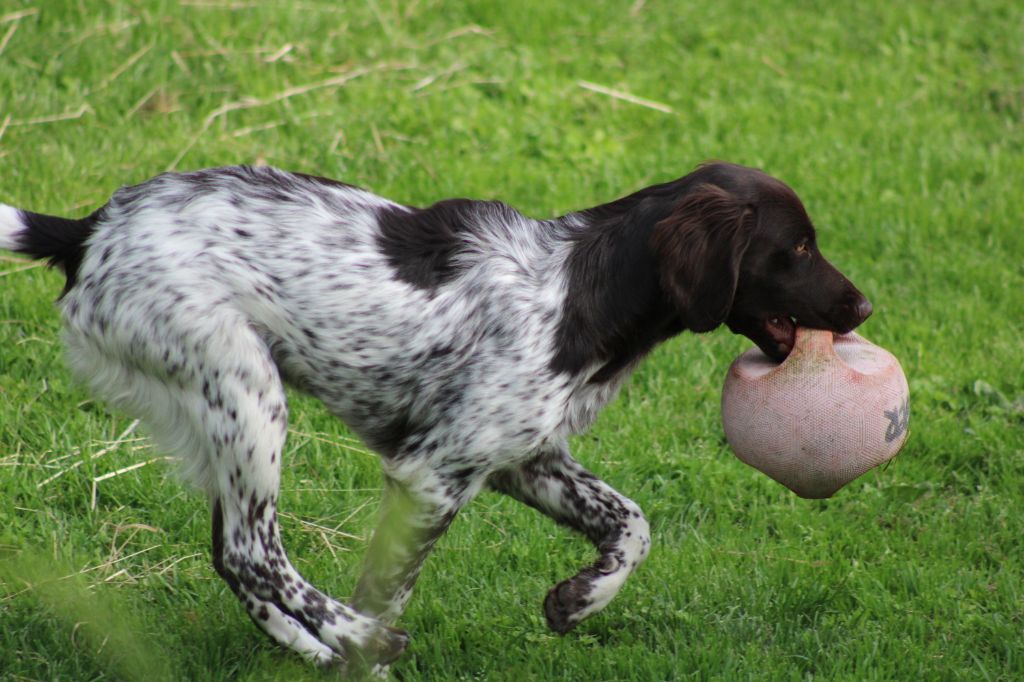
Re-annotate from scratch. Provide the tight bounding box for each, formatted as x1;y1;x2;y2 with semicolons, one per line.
652;163;872;360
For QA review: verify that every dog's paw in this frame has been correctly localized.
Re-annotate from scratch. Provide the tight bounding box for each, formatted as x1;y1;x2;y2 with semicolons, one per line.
370;625;410;666
544;575;595;634
336;622;409;678
544;555;628;634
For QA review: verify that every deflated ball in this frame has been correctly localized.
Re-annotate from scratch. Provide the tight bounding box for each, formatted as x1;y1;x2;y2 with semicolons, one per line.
721;327;910;498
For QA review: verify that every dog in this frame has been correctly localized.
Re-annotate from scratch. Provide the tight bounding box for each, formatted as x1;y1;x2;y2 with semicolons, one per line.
0;162;871;671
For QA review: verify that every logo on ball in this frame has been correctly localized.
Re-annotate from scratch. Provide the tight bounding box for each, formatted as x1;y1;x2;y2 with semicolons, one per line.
884;398;910;443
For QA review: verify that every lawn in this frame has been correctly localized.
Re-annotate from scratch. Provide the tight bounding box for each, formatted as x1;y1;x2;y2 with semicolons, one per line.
1;0;1022;679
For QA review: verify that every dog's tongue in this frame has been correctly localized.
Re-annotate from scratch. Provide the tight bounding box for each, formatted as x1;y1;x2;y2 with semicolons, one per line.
765;317;797;357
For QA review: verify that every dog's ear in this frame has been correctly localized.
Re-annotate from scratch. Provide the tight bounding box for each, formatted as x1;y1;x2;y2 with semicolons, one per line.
651;183;755;332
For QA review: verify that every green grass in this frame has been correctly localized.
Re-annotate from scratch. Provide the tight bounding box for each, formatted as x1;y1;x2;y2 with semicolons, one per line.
2;0;1022;679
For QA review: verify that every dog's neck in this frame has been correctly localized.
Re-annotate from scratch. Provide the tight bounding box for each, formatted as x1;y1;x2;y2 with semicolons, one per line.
548;196;689;384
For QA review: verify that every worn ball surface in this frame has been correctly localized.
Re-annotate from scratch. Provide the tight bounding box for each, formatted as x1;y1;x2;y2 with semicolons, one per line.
721;327;910;498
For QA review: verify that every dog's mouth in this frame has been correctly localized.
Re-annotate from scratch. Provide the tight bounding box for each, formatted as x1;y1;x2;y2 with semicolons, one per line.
727;314;798;363
757;315;797;361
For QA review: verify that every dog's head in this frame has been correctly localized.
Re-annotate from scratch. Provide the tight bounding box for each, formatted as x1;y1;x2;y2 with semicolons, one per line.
651;163;871;360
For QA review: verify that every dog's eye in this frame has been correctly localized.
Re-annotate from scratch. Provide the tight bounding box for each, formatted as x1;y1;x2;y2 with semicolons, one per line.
794;241;809;255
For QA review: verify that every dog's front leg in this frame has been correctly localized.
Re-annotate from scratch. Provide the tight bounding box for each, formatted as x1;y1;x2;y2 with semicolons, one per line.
487;443;651;634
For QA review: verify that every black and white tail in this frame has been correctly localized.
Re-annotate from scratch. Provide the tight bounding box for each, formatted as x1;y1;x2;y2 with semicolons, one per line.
0;203;99;293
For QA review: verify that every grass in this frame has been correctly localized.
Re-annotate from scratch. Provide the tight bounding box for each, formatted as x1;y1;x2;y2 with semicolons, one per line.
1;0;1022;679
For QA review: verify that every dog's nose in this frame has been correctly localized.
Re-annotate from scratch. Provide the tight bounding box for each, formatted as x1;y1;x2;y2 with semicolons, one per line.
856;297;873;323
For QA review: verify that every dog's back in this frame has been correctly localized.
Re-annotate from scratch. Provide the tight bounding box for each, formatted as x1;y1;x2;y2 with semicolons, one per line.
6;167;596;474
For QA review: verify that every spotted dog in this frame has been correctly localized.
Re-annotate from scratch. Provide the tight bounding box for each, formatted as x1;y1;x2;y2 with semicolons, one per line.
0;162;871;671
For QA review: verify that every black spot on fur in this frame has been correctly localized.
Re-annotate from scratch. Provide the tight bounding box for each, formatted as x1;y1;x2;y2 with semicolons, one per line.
375;199;483;290
428;344;454;361
450;466;476;482
211;499;242;596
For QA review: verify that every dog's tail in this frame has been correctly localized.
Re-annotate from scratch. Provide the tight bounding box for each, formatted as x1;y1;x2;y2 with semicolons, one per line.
0;203;100;293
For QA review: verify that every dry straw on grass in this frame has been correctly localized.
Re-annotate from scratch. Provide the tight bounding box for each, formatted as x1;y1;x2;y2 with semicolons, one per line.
577;80;675;114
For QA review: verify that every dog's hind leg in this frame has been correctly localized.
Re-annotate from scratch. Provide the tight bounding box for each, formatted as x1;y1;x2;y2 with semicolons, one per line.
63;318;407;670
487;443;651;634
